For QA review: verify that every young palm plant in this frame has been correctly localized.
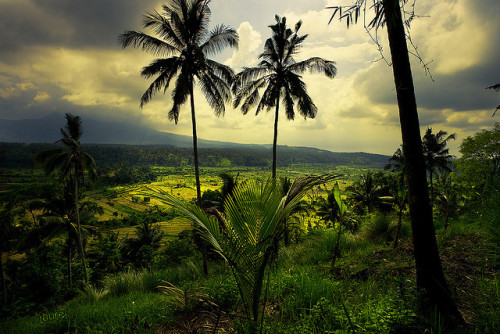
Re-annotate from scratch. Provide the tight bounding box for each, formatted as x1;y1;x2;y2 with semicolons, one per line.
147;174;337;331
35;113;97;285
233;15;336;178
120;0;238;204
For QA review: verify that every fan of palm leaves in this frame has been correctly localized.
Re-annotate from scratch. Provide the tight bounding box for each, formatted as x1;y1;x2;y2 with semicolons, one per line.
147;174;337;322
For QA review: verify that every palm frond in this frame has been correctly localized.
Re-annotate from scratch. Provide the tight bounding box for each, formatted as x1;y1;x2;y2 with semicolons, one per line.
169;70;191;124
201;24;238;56
140;58;181;107
288;57;337;78
119;31;179;56
143;9;185;50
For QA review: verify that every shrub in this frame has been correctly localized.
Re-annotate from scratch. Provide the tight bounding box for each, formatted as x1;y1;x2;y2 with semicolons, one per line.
360;213;393;243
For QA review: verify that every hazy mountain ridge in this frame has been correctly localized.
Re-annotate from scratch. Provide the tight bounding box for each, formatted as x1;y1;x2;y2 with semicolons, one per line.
0;113;390;168
0;112;265;148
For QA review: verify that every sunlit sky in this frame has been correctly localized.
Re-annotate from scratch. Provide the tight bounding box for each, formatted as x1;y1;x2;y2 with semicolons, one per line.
0;0;498;155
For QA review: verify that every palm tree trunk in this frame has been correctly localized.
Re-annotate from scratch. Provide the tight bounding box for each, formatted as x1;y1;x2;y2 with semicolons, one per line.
74;176;88;285
1;252;6;305
382;0;462;325
272;99;280;179
189;79;208;277
189;81;202;204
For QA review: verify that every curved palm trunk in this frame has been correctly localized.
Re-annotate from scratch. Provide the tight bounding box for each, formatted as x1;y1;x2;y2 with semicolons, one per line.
189;80;208;276
74;176;88;285
272;99;280;179
383;0;462;325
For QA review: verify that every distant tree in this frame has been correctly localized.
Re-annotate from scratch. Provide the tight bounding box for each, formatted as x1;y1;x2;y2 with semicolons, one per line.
346;171;384;215
34;113;97;285
233;15;337;178
379;173;408;248
122;221;164;269
328;0;463;324
422;128;455;207
120;0;238;204
385;146;405;173
19;185;101;288
455;122;500;189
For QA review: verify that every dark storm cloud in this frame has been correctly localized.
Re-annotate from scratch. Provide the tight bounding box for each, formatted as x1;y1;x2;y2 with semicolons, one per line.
0;0;158;55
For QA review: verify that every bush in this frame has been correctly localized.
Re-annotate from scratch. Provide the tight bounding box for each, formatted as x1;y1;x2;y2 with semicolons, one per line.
360;213;393;243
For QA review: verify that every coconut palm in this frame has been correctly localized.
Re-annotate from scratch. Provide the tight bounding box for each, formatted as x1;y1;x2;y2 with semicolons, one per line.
385;146;405;173
119;0;238;203
147;174;336;330
328;1;463;324
233;15;336;178
346;171;384;215
34;113;97;285
422;128;455;207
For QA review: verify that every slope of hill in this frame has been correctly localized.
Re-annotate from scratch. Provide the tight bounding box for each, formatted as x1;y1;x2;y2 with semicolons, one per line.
0;112;262;148
0;113;390;168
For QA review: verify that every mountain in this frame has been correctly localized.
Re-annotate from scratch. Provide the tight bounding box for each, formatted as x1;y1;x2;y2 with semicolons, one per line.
0;113;390;168
0;112;263;148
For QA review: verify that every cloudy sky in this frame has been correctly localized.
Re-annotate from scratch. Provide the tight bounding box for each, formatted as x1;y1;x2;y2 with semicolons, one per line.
0;0;498;155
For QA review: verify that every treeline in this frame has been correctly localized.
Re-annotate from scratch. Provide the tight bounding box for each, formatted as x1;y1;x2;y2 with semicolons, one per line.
0;142;389;169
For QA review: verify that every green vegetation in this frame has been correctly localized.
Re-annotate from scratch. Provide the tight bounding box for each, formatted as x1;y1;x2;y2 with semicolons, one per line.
1;123;498;333
0;0;498;330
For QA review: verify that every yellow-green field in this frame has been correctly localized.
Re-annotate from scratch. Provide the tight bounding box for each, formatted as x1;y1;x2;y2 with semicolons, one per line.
87;165;377;239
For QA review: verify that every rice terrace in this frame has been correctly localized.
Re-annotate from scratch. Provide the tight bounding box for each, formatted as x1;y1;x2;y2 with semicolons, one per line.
0;0;499;333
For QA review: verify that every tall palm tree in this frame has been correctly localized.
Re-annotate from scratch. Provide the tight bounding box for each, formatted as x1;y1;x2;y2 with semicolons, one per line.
422;128;455;207
233;15;337;178
120;0;238;203
34;113;97;285
328;1;463;324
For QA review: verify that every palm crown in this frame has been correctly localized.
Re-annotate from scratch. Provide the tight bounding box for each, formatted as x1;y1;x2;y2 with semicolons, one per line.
119;0;238;123
120;0;238;208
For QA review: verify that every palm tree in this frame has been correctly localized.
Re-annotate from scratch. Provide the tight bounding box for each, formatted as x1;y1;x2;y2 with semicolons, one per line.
422;128;455;207
346;171;383;215
20;187;99;288
379;173;408;248
34;113;97;285
148;174;336;331
119;0;238;203
233;15;337;178
328;1;463;324
385;146;405;173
